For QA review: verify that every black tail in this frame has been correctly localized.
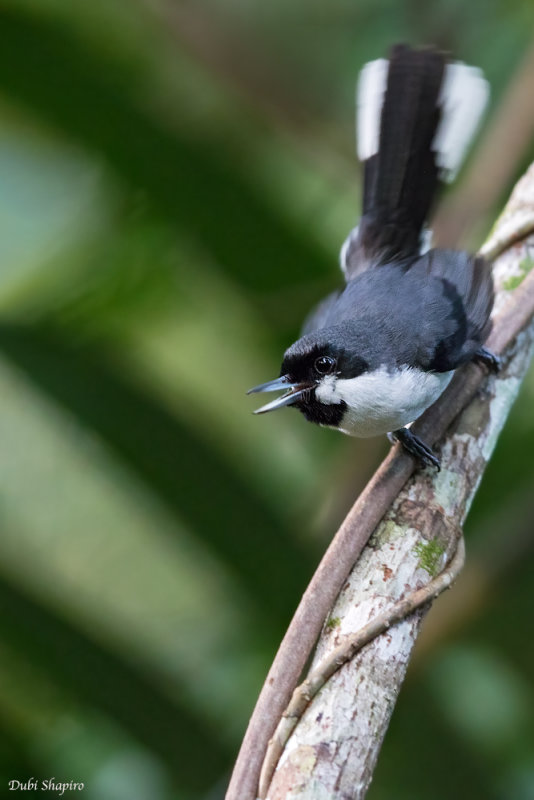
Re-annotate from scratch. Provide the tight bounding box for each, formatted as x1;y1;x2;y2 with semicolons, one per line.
341;45;487;277
365;46;444;250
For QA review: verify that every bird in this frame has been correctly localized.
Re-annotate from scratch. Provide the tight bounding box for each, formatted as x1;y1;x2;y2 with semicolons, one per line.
248;44;499;469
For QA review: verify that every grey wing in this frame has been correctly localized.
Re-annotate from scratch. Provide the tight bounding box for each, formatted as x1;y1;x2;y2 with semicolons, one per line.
301;289;342;335
414;249;494;371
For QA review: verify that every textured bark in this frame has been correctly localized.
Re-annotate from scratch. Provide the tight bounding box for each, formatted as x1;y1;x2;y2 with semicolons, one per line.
264;166;534;799
259;539;466;798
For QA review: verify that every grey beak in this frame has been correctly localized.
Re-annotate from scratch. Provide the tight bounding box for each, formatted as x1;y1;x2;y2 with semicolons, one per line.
247;374;313;415
253;387;310;415
247;375;297;395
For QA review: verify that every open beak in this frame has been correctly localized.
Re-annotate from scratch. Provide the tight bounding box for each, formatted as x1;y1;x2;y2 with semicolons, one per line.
247;375;313;415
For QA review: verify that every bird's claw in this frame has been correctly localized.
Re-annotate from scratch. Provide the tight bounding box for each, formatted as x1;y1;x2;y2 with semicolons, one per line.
474;346;501;373
389;427;441;471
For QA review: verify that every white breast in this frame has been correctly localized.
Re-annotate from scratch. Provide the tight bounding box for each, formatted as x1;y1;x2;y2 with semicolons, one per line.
315;367;453;438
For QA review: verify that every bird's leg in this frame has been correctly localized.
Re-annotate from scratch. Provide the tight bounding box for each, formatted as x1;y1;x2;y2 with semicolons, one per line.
473;346;501;373
388;427;441;470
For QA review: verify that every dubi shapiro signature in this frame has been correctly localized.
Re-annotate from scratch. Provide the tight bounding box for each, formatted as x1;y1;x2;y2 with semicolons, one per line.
8;779;84;795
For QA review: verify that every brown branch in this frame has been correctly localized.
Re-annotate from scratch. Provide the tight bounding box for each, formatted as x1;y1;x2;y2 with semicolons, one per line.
258;535;465;798
266;313;534;796
226;165;534;800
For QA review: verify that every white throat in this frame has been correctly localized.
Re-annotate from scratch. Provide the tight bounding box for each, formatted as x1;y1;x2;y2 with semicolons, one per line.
315;366;453;437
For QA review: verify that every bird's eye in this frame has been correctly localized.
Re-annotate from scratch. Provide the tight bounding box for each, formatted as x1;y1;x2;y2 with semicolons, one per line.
314;355;336;375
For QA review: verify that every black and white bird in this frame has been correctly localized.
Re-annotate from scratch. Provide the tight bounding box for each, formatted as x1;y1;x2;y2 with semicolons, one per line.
248;45;498;469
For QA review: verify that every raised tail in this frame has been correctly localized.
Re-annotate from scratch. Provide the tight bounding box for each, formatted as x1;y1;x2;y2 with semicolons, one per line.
341;45;489;277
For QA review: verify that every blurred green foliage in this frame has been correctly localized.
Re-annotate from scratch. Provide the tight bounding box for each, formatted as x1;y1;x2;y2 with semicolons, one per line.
0;2;532;799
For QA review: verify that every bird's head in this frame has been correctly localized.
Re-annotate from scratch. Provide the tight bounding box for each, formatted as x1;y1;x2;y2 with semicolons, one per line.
248;327;370;427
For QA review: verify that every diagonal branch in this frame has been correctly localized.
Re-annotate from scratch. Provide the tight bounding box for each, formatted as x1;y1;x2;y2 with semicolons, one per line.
226;164;534;800
258;536;466;797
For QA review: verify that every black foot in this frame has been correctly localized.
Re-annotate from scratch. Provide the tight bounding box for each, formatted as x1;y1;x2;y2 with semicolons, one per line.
389;427;441;471
473;346;501;373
